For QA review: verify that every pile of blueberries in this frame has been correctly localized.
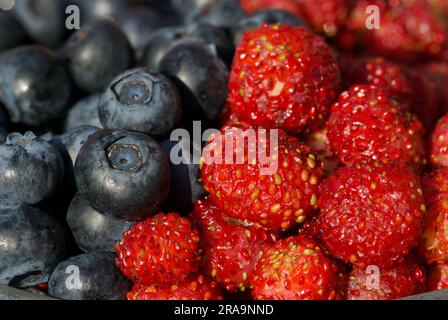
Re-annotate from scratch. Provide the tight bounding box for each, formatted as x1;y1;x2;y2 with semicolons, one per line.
0;0;305;300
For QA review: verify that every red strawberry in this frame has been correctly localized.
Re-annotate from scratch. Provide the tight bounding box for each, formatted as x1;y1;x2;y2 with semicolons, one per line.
327;85;425;170
191;199;277;292
347;256;426;300
421;63;448;115
427;264;448;292
127;274;224;300
201;124;325;231
430;113;448;168
346;0;447;62
305;127;340;176
228;24;341;134
115;213;201;285
239;0;303;17
251;235;344;300
317;161;425;269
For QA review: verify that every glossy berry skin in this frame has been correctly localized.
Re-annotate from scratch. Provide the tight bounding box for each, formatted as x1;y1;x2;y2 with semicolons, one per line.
67;193;133;253
427;264;448;292
64;94;102;132
305;127;339;176
48;252;131;300
115;213;202;285
347;256;426;300
192;199;277;292
232;9;306;46
0;132;65;206
0;46;73;126
160;39;229;121
69;0;128;23
251;235;343;300
128;274;224;300
317;162;425;269
0;11;27;52
98;68;181;135
228;24;341;134
0;205;66;288
75;129;170;221
240;0;302;17
327;85;425;171
185;0;246;30
201;124;324;231
57;126;99;166
63;19;134;93
430;113;448;168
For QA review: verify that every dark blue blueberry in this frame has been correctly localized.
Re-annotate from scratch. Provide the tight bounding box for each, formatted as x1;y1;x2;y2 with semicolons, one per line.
48;251;131;300
69;0;129;24
0;46;73;126
232;9;307;45
0;285;56;300
0;205;66;288
64;94;103;132
75;129;170;221
98;68;181;135
159;39;229;121
63;19;134;93
161;139;205;214
0;11;27;53
67;193;133;253
59;126;99;165
0;132;65;206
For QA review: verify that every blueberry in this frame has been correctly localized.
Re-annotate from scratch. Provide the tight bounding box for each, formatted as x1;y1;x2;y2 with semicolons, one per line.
0;285;56;300
0;205;66;288
232;9;307;45
0;132;65;206
59;126;99;165
48;251;131;300
0;46;73;126
98;68;181;135
70;0;129;23
0;11;27;53
159;39;229;120
64;94;103;132
63;19;134;93
161;139;205;214
67;193;133;253
75;129;171;221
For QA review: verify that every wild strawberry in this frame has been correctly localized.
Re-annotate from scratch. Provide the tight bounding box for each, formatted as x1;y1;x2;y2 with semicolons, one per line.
239;0;303;17
347;256;426;300
421;62;448;115
127;274;224;300
115;213;201;285
327;85;425;170
251;235;344;300
228;24;341;134
430;113;448;168
317;162;426;269
200;124;325;231
427;264;448;292
305;127;339;176
421;168;448;204
346;0;447;62
191;199;277;292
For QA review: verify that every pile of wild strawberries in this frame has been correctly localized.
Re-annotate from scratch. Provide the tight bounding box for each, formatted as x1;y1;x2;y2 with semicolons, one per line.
115;0;448;300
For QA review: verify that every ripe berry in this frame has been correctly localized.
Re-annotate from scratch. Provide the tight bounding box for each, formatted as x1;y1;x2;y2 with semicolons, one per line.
228;24;341;134
430;113;448;168
427;264;448;292
317;162;425;269
115;213;202;285
240;0;303;17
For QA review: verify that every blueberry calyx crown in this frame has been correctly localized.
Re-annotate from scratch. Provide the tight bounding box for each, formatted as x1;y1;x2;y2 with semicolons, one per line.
107;140;143;173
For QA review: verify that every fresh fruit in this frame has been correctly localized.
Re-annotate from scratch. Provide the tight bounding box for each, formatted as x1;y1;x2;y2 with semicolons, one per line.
48;252;131;300
240;0;302;18
201;124;324;230
63;19;134;93
317;161;425;269
192;199;277;292
185;0;246;30
115;213;202;285
75;129;170;221
64;95;103;132
0;45;73;126
0;11;26;52
427;264;448;291
305;127;339;176
421;168;448;205
346;256;426;300
98;68;181;135
430;113;448;168
228;24;341;134
251;235;343;300
327;85;425;170
420;62;448;115
128;274;224;300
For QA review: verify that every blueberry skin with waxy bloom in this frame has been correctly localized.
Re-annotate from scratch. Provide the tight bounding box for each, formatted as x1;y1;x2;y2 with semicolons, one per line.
98;68;181;135
64;94;103;132
0;46;73;126
67;193;133;253
48;251;131;300
0;132;65;207
75;129;171;221
0;205;66;288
